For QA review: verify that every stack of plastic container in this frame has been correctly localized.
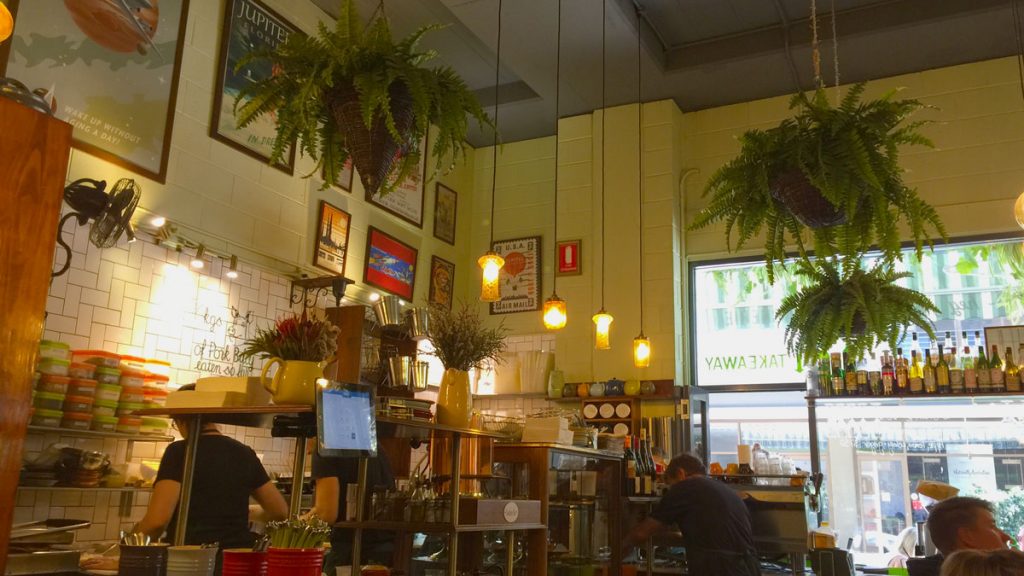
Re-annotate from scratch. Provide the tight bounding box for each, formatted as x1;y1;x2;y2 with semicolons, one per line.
32;341;71;427
73;351;123;433
121;356;171;435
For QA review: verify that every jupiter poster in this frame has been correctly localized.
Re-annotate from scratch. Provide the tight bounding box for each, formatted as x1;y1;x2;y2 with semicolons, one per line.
5;0;190;182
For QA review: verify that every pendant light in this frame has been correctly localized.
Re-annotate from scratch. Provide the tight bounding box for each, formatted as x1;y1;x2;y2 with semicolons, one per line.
0;1;13;43
592;0;613;350
632;6;650;368
542;0;567;331
479;0;505;302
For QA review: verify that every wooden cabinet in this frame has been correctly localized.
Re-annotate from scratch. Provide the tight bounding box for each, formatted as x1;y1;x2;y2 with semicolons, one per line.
0;97;72;572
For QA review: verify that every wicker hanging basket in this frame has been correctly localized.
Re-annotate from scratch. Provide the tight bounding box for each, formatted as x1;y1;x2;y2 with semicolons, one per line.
770;170;846;229
327;81;417;197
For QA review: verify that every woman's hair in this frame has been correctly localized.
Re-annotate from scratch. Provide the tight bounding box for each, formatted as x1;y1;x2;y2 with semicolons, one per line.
940;549;1024;576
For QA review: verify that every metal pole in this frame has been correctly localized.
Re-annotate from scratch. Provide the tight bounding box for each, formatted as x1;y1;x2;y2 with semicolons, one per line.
173;414;202;546
289;436;308;516
807;396;823;527
351;457;368;573
449;432;462;576
506;530;515;576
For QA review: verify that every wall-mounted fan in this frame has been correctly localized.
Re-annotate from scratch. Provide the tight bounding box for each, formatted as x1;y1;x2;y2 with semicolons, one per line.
53;178;140;277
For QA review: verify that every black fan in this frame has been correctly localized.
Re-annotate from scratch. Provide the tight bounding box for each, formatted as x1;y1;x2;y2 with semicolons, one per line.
53;178;140;277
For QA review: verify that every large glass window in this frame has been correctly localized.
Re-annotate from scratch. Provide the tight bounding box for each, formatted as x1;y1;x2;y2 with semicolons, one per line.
691;237;1024;388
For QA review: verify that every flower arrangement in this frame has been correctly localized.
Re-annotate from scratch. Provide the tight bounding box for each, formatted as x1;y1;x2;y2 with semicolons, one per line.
427;303;507;372
240;314;339;362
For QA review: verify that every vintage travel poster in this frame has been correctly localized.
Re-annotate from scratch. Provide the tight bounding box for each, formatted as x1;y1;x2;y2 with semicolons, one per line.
490;236;542;315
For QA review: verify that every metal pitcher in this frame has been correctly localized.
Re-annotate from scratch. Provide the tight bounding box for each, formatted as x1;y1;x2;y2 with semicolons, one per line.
388;356;414;389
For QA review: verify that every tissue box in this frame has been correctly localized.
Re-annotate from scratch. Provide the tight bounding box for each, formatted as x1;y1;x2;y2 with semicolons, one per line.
521;416;573;445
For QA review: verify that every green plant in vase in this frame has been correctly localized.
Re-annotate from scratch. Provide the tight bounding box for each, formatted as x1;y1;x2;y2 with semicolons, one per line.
427;303;507;427
776;259;939;364
234;0;492;196
240;314;340;405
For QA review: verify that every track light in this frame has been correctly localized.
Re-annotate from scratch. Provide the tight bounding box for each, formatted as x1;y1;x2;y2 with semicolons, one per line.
151;215;166;228
190;245;206;269
226;255;239;279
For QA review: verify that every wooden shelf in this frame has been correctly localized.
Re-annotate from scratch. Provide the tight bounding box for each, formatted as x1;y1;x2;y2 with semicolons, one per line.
17;486;152;492
333;520;546;533
810;391;1024;404
27;425;173;443
134;404;312;416
583;417;632;423
553;395;675;403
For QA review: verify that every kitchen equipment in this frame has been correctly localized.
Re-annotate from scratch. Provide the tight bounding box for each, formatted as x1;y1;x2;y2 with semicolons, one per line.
10;518;91;544
411;361;430;391
372;294;404;328
222;549;267;576
120;543;169;576
167;545;217;576
54;178;140;277
387;356;413;389
548;369;565;398
604;377;624;396
267;547;324;576
809;548;855;576
5;550;81;575
406;307;430;340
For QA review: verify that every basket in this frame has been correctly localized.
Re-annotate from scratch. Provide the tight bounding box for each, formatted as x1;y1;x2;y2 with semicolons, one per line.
769;170;846;229
479;413;524;442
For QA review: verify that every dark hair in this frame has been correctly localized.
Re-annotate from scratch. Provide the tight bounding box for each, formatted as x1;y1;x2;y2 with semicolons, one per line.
666;453;707;478
927;496;993;555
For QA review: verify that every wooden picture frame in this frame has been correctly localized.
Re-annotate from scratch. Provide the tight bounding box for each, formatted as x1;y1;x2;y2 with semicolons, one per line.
366;134;428;228
4;0;190;182
432;182;458;245
429;256;456;310
313;200;351;276
364;226;418;300
490;236;542;315
210;0;300;174
556;239;582;276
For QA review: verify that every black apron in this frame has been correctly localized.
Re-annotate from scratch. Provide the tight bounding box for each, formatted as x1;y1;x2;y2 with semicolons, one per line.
687;547;762;576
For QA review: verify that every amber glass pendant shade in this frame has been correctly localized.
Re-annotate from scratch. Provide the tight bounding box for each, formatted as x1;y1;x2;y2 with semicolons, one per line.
633;332;651;368
592;309;613;350
478;251;505;302
543;293;567;331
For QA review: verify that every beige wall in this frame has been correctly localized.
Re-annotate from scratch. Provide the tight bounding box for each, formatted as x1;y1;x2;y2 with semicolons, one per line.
64;0;476;306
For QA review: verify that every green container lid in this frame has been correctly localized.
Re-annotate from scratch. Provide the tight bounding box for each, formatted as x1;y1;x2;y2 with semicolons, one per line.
97;383;122;391
95;366;122;375
34;408;63;418
39;340;70;349
118;402;145;410
38;358;70;366
93;398;119;409
92;415;118;424
34;391;65;401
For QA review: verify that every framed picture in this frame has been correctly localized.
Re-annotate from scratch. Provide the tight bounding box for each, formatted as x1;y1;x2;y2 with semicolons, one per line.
4;0;190;182
211;0;300;174
313;201;351;276
364;226;418;300
429;256;456;310
432;183;457;245
490;236;542;315
322;158;354;193
366;135;427;228
557;239;582;276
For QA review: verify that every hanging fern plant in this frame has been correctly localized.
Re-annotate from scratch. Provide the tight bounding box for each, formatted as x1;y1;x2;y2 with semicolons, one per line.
776;259;940;364
234;0;492;196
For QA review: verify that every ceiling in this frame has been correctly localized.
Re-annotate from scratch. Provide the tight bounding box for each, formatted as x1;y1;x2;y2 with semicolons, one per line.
313;0;1023;146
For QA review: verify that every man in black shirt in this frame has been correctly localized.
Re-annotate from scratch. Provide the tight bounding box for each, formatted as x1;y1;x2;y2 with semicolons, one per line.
625;453;760;576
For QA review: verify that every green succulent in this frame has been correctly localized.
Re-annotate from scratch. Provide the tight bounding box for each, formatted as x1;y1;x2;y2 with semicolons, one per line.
234;0;492;193
776;259;939;365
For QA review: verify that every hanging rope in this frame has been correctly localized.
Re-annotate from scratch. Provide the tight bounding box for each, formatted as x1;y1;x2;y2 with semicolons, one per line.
488;0;503;248
830;0;841;104
772;0;803;93
1014;0;1024;102
810;0;822;89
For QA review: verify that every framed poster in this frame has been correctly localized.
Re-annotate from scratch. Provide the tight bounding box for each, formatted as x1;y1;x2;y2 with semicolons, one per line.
5;0;190;182
364;226;418;300
313;201;351;276
321;158;354;192
367;135;427;228
211;0;299;173
557;239;582;276
433;182;457;245
429;256;455;310
490;236;542;315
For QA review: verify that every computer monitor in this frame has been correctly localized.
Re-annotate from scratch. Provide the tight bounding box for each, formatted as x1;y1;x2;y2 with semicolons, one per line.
315;380;378;458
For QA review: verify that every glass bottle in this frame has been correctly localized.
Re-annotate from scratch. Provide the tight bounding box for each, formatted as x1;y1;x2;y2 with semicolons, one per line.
882;353;895;396
909;350;924;395
991;345;1005;392
1005;347;1021;393
895;348;909;394
944;332;953;363
962;344;977;393
923;350;937;394
936;345;951;395
977;345;991;391
817;354;832;397
844;352;859;397
624;435;637;496
830;352;844;397
911;332;920;358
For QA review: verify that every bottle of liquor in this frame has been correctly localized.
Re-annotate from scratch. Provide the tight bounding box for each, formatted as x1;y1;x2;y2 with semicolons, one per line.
857;358;870;396
936;345;951;395
990;345;1005;392
909;350;924;394
624;434;637;496
963;344;978;393
816;354;832;397
944;332;953;364
645;430;659;492
844;352;859;397
1006;347;1021;393
830;352;844;397
923;350;937;394
910;332;919;358
977;345;991;391
882;353;896;396
637;434;651;495
929;337;939;367
641;428;656;495
895;348;909;395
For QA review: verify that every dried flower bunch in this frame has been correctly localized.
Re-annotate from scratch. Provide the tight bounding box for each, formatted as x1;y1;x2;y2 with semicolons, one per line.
240;313;340;362
427;303;507;372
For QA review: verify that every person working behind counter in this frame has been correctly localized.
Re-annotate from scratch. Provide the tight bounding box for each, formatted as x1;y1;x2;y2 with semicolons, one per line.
624;453;761;576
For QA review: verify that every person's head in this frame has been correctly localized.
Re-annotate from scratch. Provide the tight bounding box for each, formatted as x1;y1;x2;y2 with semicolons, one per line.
927;497;1011;555
939;549;1024;576
664;453;706;484
170;384;216;439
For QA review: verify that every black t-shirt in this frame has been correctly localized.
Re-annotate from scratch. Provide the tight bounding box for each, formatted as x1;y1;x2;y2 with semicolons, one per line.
157;434;270;548
311;451;394;548
651;475;758;575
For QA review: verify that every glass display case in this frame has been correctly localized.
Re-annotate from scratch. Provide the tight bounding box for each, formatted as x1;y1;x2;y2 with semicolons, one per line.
493;443;623;576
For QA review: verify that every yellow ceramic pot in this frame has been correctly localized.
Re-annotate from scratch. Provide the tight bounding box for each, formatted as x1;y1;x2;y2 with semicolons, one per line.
259;358;330;405
437;368;472;427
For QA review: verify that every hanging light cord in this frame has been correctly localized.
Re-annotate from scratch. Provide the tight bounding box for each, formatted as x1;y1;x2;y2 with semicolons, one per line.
488;0;503;248
830;0;840;104
600;0;607;311
1014;0;1024;102
636;4;644;332
553;0;562;295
